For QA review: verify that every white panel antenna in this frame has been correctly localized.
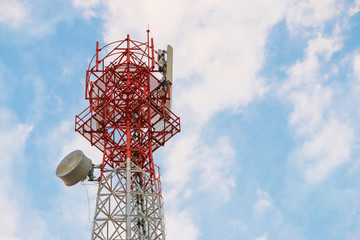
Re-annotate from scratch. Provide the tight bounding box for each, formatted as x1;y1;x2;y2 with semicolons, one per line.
165;45;173;111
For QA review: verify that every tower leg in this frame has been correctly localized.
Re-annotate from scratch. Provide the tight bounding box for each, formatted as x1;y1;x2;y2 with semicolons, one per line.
126;157;132;239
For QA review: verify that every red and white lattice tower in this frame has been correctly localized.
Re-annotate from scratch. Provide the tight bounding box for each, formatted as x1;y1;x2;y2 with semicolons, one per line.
75;31;180;239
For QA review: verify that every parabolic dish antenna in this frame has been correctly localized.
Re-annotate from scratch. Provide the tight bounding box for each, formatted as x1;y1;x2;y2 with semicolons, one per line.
56;150;92;186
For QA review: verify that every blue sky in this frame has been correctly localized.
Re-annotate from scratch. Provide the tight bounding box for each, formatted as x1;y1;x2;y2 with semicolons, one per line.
1;0;360;239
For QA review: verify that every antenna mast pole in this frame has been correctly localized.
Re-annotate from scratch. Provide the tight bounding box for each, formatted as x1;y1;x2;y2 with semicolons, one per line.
75;32;180;239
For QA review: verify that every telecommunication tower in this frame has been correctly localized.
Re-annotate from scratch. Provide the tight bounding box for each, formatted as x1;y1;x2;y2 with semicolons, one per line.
56;30;181;239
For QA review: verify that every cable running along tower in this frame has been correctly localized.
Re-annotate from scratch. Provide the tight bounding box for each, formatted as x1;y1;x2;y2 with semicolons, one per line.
56;31;180;239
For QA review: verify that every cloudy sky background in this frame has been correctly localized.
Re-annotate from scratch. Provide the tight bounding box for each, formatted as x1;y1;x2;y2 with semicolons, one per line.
1;0;360;239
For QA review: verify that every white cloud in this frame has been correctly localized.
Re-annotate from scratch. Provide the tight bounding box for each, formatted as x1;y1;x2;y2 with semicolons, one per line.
348;0;360;16
255;232;268;240
0;0;81;37
165;210;199;240
48;183;95;240
282;32;355;183
227;188;307;240
253;190;273;215
288;84;333;135
163;134;236;206
0;0;28;28
296;119;353;183
72;0;101;19
0;108;35;239
197;137;236;200
353;53;360;81
100;0;185;43
283;34;342;91
162;134;199;189
161;134;236;238
286;0;339;33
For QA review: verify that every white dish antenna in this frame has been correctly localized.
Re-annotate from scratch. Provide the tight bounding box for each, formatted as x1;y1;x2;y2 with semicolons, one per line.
56;150;92;186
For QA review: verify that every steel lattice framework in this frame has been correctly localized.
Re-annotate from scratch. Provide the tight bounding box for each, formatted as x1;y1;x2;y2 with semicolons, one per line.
75;32;180;239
